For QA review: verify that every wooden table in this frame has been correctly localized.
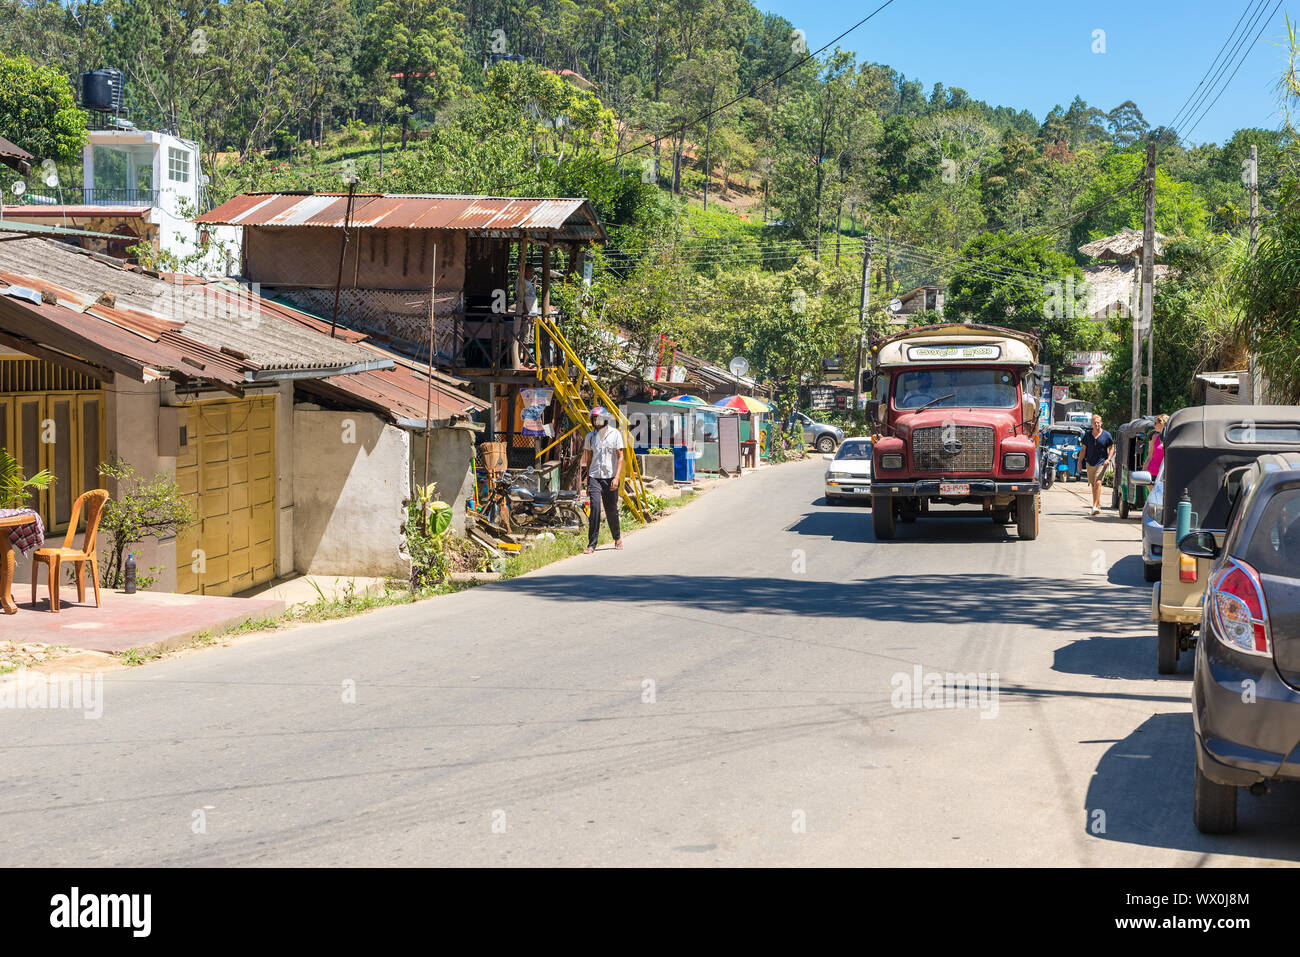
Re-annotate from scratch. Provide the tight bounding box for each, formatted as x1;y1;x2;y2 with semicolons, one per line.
0;512;37;615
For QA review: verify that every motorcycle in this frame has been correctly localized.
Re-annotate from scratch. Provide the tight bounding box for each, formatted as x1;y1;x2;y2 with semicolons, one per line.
1041;446;1061;489
485;467;585;533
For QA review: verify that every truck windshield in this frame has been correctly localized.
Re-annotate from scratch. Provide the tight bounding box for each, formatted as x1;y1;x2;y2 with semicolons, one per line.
894;369;1018;410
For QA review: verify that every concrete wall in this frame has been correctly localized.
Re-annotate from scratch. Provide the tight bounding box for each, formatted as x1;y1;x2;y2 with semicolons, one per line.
292;406;410;578
409;425;477;536
104;373;178;592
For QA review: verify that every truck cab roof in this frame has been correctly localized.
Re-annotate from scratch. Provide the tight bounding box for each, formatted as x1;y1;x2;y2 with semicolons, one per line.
873;323;1039;369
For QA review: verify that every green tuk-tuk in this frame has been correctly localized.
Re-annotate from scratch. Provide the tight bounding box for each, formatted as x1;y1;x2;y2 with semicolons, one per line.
1112;415;1155;518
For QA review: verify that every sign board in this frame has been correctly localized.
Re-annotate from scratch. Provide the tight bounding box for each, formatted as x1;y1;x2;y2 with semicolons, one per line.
729;356;750;377
1064;351;1108;382
889;298;903;313
808;384;837;411
906;344;1002;362
1053;386;1070;404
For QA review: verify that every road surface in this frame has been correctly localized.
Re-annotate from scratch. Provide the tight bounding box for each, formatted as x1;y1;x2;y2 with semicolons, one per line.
4;458;1296;866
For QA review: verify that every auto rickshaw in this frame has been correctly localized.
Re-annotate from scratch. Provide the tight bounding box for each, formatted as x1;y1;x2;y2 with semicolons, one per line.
1040;424;1084;486
1132;405;1300;674
1112;415;1155;518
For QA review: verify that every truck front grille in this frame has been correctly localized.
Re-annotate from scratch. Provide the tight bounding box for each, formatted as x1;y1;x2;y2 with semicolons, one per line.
912;426;995;472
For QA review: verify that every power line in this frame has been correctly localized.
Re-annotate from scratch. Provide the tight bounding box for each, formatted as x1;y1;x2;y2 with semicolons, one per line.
1166;0;1264;135
1178;0;1285;143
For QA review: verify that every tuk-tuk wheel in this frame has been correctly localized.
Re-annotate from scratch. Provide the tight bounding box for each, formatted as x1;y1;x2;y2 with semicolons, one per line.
1119;498;1130;520
1157;620;1179;674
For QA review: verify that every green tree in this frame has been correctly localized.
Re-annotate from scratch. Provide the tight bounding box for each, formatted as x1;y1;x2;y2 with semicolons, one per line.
944;232;1085;367
359;0;464;148
0;52;86;163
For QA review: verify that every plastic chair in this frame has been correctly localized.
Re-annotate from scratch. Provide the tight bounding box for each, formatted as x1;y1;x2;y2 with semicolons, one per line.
32;489;108;613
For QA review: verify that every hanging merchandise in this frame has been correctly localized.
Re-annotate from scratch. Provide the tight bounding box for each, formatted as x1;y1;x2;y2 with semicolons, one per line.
520;387;554;437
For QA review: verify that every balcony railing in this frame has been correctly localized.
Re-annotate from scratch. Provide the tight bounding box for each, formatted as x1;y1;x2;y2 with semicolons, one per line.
10;187;158;208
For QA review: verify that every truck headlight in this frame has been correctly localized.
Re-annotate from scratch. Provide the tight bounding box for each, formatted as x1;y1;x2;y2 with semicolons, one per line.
880;454;903;470
1003;452;1029;471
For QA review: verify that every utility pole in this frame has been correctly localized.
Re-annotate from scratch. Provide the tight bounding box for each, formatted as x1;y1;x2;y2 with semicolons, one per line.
852;237;873;415
1134;143;1156;420
1247;143;1261;403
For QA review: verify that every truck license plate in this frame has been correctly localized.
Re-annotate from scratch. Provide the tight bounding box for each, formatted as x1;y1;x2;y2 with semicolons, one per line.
939;482;970;495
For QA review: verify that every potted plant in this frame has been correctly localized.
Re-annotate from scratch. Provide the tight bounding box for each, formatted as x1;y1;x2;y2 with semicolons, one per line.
0;448;52;510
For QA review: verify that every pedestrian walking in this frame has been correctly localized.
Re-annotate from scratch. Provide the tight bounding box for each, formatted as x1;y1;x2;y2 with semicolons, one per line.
580;406;624;554
1081;412;1114;516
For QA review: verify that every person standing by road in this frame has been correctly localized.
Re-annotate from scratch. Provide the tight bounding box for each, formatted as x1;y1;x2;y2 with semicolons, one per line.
1144;413;1169;476
580;406;624;554
1081;412;1114;516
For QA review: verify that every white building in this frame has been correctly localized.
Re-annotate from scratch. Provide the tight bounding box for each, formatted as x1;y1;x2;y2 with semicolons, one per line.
2;127;240;275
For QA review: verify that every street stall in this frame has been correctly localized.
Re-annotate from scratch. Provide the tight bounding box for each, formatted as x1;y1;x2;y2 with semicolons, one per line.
714;394;771;469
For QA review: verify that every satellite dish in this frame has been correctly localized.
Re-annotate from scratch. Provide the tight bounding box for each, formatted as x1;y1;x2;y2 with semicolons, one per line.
729;356;749;377
889;298;903;313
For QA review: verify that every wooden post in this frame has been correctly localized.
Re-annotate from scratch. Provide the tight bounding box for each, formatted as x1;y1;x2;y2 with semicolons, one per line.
540;239;552;369
512;237;530;370
852;238;872;415
1248;144;1262;403
423;243;438;497
1135;143;1156;421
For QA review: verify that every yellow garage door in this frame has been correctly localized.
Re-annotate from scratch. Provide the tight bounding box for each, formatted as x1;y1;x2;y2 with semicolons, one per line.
176;396;276;596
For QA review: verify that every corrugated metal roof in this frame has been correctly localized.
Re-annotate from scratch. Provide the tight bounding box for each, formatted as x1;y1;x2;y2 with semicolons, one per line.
1;206;148;218
195;193;608;241
260;291;489;423
0;238;379;374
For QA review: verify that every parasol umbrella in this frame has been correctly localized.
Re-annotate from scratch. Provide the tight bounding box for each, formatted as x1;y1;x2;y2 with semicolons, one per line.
714;394;771;413
666;394;707;405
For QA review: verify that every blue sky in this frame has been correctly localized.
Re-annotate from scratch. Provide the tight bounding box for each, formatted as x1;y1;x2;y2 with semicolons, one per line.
757;0;1293;145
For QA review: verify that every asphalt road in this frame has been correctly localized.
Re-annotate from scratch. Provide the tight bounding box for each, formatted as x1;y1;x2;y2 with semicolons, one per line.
4;458;1298;866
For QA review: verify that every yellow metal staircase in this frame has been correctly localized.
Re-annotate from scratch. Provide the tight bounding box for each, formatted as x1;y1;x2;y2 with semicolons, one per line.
533;314;648;523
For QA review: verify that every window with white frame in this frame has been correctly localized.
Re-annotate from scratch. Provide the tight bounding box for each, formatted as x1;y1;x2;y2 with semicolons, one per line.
168;146;190;183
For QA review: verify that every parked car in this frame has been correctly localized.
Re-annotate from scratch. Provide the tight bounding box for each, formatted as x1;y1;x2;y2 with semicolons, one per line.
791;411;843;453
1182;452;1300;833
823;437;872;505
1132;405;1300;674
1140;462;1165;582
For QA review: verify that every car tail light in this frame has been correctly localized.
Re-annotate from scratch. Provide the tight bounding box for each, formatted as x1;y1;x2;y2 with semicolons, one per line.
1179;554;1198;582
1208;559;1270;656
880;454;903;469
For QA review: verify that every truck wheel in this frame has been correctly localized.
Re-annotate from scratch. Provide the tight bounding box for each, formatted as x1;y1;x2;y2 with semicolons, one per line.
1157;620;1179;674
1144;561;1160;583
872;497;896;540
1016;493;1039;540
1193;760;1238;834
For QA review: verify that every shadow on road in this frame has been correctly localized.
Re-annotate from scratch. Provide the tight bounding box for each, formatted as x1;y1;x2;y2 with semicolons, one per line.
503;571;1150;633
1083;712;1300;860
1106;554;1146;586
1052;633;1190;681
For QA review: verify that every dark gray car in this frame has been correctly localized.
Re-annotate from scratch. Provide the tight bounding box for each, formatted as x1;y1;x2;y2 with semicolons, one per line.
1184;451;1300;833
791;411;843;453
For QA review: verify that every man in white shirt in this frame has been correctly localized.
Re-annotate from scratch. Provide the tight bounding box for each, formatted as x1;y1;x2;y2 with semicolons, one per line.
580;406;625;553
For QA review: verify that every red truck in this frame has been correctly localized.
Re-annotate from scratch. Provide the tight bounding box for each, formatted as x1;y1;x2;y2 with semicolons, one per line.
865;323;1043;541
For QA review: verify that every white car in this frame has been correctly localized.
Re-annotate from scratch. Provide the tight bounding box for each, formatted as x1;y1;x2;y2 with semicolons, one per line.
823;437;873;505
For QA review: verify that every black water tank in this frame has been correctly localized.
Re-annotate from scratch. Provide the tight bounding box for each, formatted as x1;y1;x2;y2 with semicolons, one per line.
81;69;125;112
